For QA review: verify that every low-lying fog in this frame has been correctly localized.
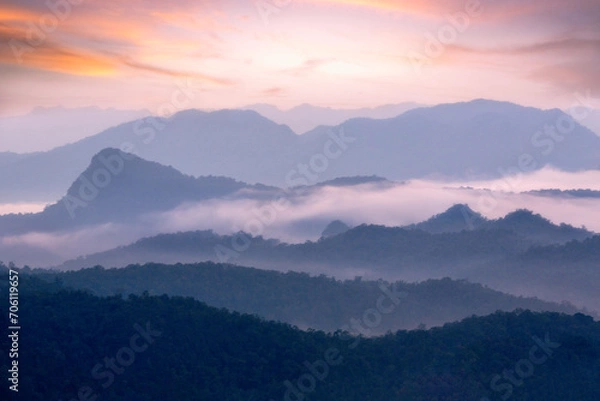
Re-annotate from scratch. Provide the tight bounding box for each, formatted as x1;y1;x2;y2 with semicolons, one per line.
1;167;599;267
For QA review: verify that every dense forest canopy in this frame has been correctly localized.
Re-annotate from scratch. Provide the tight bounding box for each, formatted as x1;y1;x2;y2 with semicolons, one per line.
1;272;599;401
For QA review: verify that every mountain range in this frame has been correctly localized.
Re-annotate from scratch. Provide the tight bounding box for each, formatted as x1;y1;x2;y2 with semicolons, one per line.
1;99;599;202
243;102;421;134
55;204;593;270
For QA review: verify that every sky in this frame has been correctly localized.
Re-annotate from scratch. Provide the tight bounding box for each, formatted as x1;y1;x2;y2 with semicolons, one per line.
1;0;600;117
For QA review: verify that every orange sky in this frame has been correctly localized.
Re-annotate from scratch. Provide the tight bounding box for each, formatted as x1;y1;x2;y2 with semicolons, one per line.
0;0;599;115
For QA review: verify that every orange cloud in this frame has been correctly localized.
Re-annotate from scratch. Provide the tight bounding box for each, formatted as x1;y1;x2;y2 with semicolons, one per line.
119;57;235;85
0;4;39;22
0;38;117;76
0;0;234;84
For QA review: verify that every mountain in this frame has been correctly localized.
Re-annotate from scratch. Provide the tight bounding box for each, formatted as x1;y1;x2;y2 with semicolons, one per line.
521;235;600;263
3;275;600;401
244;102;421;133
408;204;487;233
407;204;591;243
0;151;32;167
32;262;585;333
0;109;297;202
577;108;600;136
3;99;600;202
55;207;595;272
0;106;149;152
0;148;271;236
298;99;600;182
321;220;351;238
53;208;599;312
487;209;591;244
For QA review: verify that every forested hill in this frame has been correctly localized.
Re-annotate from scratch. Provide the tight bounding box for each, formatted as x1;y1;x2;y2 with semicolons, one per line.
0;274;599;401
32;262;586;333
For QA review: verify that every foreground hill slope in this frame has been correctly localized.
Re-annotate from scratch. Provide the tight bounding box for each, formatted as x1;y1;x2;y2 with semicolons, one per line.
1;274;599;401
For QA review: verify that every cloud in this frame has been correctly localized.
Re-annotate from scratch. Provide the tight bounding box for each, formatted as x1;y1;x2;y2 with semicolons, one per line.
281;58;336;77
260;87;288;97
448;37;600;57
527;61;600;94
146;168;600;243
448;168;600;192
0;40;117;76
443;35;600;93
118;57;235;85
0;203;46;215
0;0;235;83
1;168;599;267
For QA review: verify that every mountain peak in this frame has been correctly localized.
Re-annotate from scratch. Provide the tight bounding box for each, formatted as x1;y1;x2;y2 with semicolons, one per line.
411;204;486;233
491;209;592;244
91;147;128;161
169;108;207;119
501;209;549;225
58;148;255;224
321;220;351;239
66;147;186;199
169;108;280;124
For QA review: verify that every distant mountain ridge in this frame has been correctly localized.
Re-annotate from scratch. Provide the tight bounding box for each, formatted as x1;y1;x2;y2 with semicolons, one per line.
51;205;600;312
407;204;487;233
1;99;599;202
0;108;297;202
244;102;421;133
321;220;351;238
0;106;149;153
409;204;591;243
55;204;595;271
